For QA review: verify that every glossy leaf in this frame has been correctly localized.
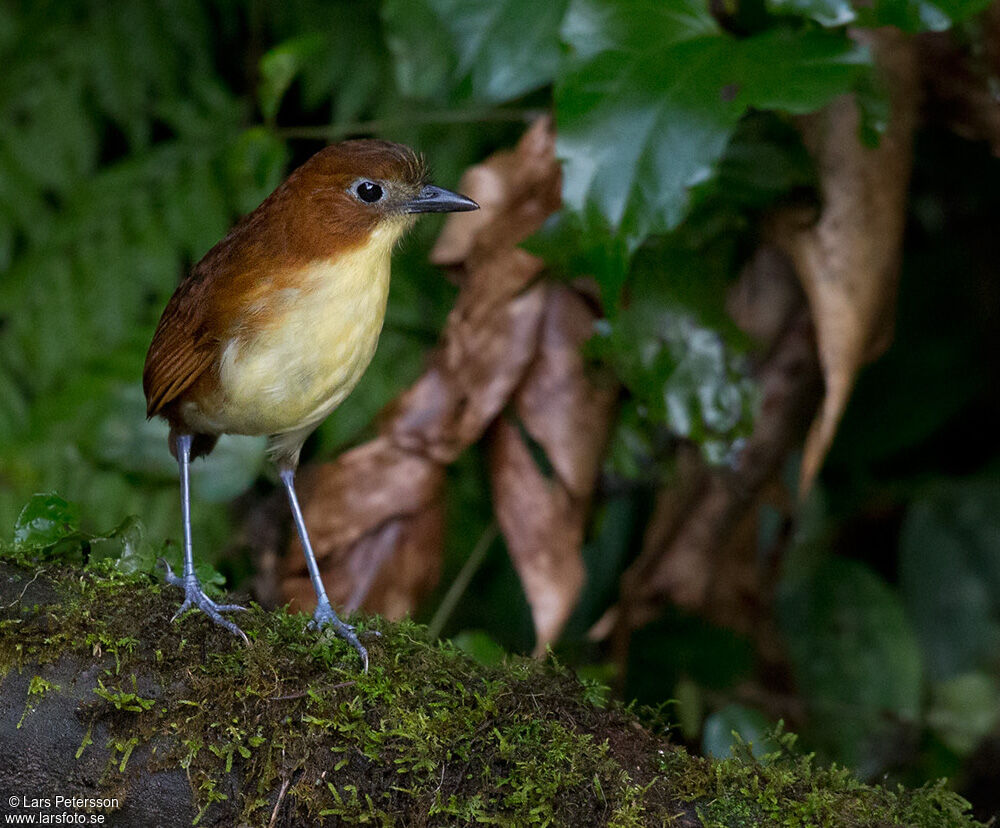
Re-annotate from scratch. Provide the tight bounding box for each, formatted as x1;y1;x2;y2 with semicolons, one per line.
9;494;150;574
383;0;569;102
770;0;994;30
586;242;756;463
766;0;856;25
13;493;81;549
556;0;870;252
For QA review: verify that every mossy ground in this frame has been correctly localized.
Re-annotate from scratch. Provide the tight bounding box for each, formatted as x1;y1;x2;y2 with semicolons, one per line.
0;554;987;827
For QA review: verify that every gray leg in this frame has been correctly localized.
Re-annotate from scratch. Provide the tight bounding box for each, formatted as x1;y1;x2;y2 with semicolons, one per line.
163;433;248;643
279;466;370;672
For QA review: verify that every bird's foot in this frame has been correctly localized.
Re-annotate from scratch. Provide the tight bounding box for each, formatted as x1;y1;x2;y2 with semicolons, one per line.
159;560;249;645
308;598;378;673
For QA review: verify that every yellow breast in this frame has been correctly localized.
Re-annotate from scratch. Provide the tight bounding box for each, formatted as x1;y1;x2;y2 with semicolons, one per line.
202;221;409;439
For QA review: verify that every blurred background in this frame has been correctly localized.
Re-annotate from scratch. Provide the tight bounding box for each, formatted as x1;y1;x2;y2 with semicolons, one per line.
2;0;999;818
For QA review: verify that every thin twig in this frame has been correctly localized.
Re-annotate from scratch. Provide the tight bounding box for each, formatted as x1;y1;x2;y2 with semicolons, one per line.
276;108;546;141
268;777;290;828
1;567;46;610
427;521;499;641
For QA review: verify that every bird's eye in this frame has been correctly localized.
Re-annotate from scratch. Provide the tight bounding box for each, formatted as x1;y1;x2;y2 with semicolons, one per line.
355;181;384;204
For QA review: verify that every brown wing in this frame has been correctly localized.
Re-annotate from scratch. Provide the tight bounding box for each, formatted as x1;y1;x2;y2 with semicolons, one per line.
143;277;219;419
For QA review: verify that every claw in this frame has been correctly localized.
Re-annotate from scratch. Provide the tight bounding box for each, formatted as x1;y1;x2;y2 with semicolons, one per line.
161;562;249;645
309;599;370;673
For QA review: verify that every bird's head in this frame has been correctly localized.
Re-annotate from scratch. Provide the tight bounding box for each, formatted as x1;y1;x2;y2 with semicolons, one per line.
284;139;479;253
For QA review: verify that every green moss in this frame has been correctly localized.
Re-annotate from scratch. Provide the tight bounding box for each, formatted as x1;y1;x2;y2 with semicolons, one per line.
17;674;60;728
663;731;979;828
0;556;988;827
0;558;659;824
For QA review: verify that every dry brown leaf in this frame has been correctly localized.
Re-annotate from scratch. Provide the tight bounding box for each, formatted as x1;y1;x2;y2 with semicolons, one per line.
490;415;587;654
429;151;520;267
726;246;802;349
283;504;444;618
775;29;919;496
491;284;618;652
388;274;548;463
515;285;618;498
295;437;442;551
431;117;561;268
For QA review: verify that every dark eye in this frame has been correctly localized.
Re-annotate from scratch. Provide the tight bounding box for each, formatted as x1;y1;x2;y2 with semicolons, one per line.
355;181;383;203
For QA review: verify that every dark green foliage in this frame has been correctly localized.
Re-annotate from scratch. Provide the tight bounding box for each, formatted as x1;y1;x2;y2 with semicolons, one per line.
555;2;867;251
778;559;923;777
0;0;281;549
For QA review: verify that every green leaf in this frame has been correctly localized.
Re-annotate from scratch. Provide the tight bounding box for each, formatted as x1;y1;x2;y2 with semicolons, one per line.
13;493;81;549
900;479;1000;681
88;516;148;572
602;401;661;481
8;492;150;571
523;209;629;312
689;112;816;212
383;0;569;102
556;0;870;252
382;0;460;100
702;703;776;759
766;0;856;26
223;128;289;216
769;0;993;30
777;558;923;774
586;240;756;463
451;630;507;666
95;384;266;503
258;34;327;121
926;672;1000;756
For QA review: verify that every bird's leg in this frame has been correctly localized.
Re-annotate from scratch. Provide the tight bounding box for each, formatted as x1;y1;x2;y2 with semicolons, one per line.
278;465;370;672
163;433;248;644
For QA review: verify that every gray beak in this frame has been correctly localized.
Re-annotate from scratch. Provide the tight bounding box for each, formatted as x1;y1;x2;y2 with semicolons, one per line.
403;184;479;214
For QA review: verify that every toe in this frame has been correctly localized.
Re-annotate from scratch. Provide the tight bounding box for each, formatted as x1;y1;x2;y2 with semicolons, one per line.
305;601;371;671
171;599;193;622
210;612;249;644
213;603;248;613
160;559;184;587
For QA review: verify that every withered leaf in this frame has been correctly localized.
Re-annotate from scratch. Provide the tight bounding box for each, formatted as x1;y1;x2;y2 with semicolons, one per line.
515;285;618;499
775;29;919;495
490;414;587;655
491;283;618;652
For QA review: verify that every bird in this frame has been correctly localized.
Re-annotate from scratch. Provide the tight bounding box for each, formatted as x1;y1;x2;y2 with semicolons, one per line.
143;139;478;670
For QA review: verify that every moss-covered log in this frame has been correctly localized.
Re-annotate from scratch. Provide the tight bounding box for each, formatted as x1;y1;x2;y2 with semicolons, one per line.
0;559;984;827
